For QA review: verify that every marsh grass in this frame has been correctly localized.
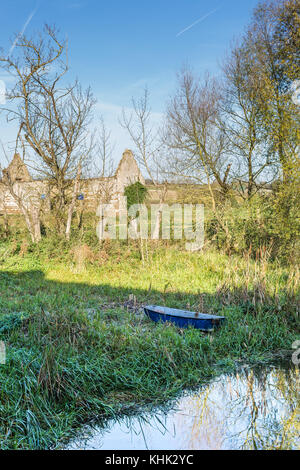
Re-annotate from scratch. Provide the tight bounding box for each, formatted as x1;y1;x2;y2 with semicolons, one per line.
0;239;299;449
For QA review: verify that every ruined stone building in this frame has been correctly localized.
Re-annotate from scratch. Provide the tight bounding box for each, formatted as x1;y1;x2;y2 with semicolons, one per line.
0;150;145;214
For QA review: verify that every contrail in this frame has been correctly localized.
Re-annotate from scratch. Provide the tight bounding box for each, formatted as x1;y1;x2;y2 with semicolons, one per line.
9;7;38;56
176;7;220;37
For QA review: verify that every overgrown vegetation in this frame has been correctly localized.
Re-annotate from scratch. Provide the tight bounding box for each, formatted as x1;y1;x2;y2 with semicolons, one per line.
0;238;299;449
205;190;300;263
0;0;299;451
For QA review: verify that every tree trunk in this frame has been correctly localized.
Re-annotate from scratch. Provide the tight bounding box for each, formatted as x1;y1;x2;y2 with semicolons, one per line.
66;165;81;240
32;206;41;242
20;206;36;243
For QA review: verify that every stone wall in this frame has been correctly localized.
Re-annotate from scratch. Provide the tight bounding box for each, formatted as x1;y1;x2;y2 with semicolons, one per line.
0;149;145;215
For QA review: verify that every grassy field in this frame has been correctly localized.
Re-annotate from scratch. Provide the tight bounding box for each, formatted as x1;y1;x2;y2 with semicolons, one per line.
0;238;299;449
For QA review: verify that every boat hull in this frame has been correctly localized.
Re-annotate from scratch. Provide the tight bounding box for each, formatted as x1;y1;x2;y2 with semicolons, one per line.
144;306;225;332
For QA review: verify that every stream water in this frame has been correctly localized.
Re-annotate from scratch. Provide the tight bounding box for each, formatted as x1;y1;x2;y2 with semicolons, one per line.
66;363;299;450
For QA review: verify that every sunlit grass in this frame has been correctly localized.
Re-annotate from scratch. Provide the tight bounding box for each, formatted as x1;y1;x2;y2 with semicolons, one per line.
0;240;298;449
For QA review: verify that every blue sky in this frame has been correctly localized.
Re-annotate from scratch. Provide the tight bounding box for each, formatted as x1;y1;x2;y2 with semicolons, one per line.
0;0;259;167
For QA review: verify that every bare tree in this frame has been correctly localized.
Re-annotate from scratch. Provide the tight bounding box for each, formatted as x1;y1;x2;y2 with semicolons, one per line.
65;162;81;240
0;24;95;238
73;117;116;235
94;116;115;178
164;69;232;208
89;116;116;206
120;88;162;178
120;88;166;238
221;43;277;199
70;117;116;236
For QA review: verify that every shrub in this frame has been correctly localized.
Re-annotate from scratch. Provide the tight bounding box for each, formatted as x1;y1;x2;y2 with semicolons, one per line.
124;182;148;209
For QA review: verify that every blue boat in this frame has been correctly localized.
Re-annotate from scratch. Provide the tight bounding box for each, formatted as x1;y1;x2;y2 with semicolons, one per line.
144;305;225;331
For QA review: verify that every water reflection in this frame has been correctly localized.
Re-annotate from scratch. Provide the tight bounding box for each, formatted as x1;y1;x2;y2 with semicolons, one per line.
66;364;299;450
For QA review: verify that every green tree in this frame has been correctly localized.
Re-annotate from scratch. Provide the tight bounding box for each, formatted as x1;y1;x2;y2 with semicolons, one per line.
243;0;300;180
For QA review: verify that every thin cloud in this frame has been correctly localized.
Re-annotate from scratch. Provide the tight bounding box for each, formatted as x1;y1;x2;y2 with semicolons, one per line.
67;2;86;8
9;7;38;56
96;100;163;120
176;6;220;37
